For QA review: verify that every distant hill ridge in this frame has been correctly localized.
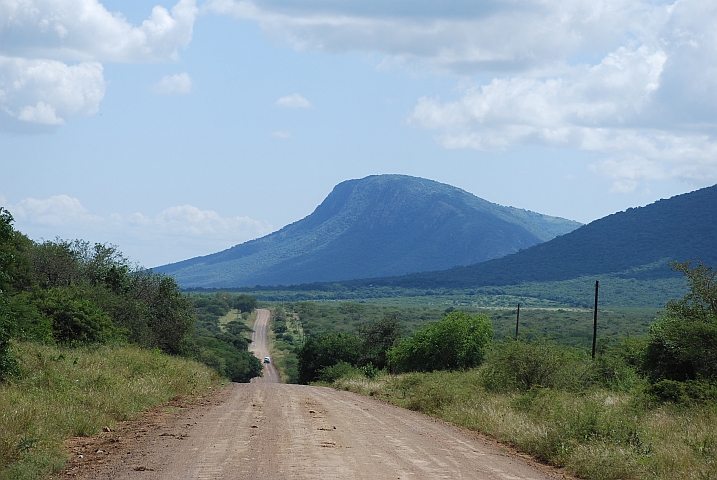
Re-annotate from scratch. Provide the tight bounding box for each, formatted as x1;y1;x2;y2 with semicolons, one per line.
156;175;581;287
345;183;717;289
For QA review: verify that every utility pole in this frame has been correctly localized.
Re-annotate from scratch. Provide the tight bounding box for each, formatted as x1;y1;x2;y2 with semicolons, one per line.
515;303;520;340
592;280;599;359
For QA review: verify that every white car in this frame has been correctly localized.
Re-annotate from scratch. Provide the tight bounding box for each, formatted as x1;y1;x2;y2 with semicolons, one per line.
263;357;271;364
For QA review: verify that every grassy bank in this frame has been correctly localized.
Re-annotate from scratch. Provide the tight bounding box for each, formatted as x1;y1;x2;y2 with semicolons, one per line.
0;342;222;480
331;368;717;479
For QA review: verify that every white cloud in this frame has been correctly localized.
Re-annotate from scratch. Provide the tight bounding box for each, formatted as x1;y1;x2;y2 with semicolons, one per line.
207;0;665;74
275;93;311;108
0;0;198;63
409;46;667;150
0;0;198;131
273;130;291;138
407;39;717;189
9;194;100;226
153;72;192;95
5;195;273;266
0;56;104;128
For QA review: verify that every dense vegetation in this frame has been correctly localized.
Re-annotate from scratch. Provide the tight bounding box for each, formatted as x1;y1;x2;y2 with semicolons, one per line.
157;174;579;288
269;298;661;386
0;207;261;382
191;270;687;313
191;292;262;382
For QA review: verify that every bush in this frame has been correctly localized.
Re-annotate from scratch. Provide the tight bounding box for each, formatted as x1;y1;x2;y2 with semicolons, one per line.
648;379;717;403
317;361;358;383
297;333;361;384
36;288;121;346
387;311;493;373
481;339;593;392
643;261;717;385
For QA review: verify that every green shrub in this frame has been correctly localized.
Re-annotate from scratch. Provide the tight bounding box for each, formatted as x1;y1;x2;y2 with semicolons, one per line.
481;339;594;392
297;333;361;384
387;311;492;373
317;361;359;383
592;337;646;392
649;379;717;404
6;292;52;343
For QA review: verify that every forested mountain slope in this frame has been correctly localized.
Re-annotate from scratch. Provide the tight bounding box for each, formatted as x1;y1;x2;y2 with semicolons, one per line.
155;175;580;288
347;183;717;289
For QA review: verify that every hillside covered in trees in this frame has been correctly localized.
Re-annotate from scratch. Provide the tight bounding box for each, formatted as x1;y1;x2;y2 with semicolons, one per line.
343;183;717;290
156;175;580;288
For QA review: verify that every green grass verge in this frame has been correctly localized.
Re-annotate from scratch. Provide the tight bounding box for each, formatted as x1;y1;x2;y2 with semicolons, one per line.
332;371;717;479
0;342;222;480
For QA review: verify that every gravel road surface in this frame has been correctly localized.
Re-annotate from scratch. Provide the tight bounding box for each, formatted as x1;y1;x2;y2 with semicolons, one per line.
64;309;564;479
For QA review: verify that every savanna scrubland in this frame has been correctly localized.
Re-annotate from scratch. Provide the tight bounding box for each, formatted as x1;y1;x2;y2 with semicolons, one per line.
3;201;717;479
271;262;717;479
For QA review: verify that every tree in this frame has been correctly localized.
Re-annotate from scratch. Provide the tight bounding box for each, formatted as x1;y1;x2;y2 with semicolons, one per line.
37;287;120;345
387;311;493;373
356;314;403;369
643;261;717;383
233;294;258;313
133;272;195;355
296;333;361;384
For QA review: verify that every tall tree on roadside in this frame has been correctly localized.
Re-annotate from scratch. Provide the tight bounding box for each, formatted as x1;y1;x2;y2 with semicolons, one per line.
643;261;717;383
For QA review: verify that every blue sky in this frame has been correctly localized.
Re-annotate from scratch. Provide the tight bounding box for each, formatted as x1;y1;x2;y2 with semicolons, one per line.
1;0;716;267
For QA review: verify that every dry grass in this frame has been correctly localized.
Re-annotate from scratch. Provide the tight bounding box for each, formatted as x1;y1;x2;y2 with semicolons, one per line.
0;342;222;480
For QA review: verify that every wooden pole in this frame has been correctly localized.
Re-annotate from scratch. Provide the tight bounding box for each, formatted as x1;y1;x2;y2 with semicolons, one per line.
592;280;599;359
515;303;520;340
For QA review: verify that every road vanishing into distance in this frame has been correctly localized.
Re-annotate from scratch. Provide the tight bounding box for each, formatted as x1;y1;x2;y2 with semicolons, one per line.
73;309;561;479
249;309;281;384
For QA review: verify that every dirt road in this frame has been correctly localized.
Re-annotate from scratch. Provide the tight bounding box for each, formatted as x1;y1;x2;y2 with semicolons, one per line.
249;309;280;383
67;309;563;479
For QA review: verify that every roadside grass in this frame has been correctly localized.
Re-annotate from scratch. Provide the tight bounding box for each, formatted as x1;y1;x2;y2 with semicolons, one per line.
332;368;717;479
0;342;222;480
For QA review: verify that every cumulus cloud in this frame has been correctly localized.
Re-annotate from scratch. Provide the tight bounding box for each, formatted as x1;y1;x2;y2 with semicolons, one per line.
407;36;717;190
153;72;192;95
0;0;198;63
0;0;198;131
5;195;272;266
115;204;270;239
10;194;101;225
275;93;311;108
206;0;663;74
409;46;666;149
0;56;104;128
